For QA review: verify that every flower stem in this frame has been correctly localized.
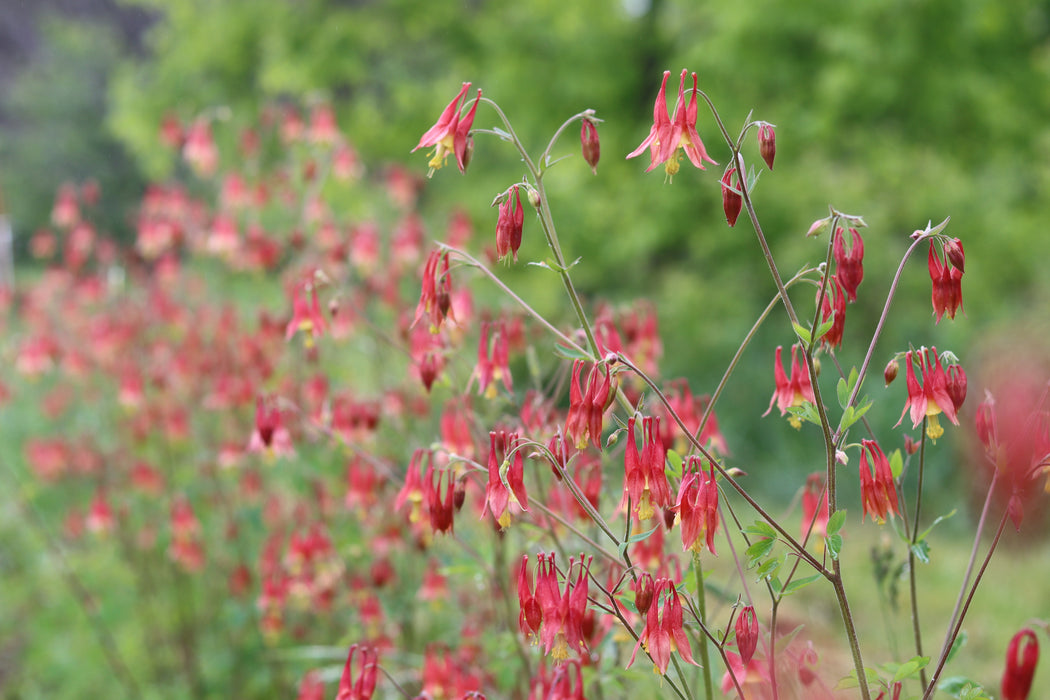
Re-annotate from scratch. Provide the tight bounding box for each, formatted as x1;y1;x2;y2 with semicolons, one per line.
692;552;716;699
909;420;929;688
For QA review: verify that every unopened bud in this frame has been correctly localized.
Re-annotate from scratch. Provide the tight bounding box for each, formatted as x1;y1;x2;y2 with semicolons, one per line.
635;573;655;615
581;119;600;175
884;359;899;386
721;167;742;227
526;186;541;210
945;238;965;272
904;434;919;456
946;364;967;413
757;123;776;170
812;357;822;377
806;218;830;238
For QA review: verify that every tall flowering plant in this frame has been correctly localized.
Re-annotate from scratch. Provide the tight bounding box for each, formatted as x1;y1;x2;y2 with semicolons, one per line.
8;72;1046;700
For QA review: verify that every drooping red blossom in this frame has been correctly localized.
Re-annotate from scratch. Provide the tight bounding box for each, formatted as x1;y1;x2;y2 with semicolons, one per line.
859;439;899;523
676;456;719;554
414;249;454;333
564;360;614;449
581;119;600;174
818;274;847;349
634;572;656;615
285;281;327;347
336;644;378;700
412;82;481;174
757;122;776;170
628;577;698;675
833;227;864;302
426;458;456;535
764;345;817;428
518;554;544;640
484;431;529;529
895;347;961;441
1001;628;1039;700
735;605;759;666
474;319;513;398
395;449;432;526
527;552;592;661
494;185;525;262
182;118;218;176
621;416;671;521
721;165;742;226
928;241;964;322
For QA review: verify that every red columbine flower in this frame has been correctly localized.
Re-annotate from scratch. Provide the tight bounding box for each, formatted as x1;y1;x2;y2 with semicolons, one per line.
628;578;698;675
412;82;481;175
1001;628;1039;700
764;345;817;428
859;439;899;523
627;69;716;179
425;459;455;535
676;456;719;554
895;347;961;441
474;320;513;398
564;360;614;449
928;241;964;322
336;644;378;700
721;165;742;226
581;118;600;174
833;227;864;302
484;431;528;529
414;249;454;333
532;553;591;661
819;274;847;349
621;416;672;521
757;122;776;170
285;281;327;347
494;185;524;262
735;606;759;666
518;555;544;640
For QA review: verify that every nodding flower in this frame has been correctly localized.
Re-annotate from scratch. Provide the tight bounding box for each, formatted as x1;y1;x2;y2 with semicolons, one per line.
412;82;481;175
895;347;964;441
929;240;964;323
627;69;716;180
1001;628;1039;700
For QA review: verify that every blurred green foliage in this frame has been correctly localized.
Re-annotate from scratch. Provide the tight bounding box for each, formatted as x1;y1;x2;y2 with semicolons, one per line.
100;0;1050;498
0;17;146;248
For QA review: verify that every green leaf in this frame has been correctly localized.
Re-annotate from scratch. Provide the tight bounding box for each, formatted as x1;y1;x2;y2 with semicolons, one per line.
892;655;930;682
911;539;931;564
939;677;991;700
835;667;880;690
781;573;821;596
836;377;850;409
666;449;683;478
792;322;812;346
889;449;904;479
826;509;847;536
744;520;777;540
813;316;835;343
825;533;843;560
746;537;776;564
618;524;661;558
755;555;782;580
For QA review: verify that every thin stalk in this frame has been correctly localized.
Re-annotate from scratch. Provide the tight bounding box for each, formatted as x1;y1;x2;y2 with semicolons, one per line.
909;420;929;688
692;552;716;699
933;470;1000;674
923;508;1011;698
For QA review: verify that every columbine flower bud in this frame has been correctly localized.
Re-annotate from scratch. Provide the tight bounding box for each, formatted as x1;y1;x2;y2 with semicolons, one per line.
736;606;759;666
1001;628;1038;700
721;166;742;227
884;359;899;386
946;363;967;413
806;217;831;238
757;123;776;170
945;237;965;272
580;119;600;174
634;572;655;615
494;185;524;262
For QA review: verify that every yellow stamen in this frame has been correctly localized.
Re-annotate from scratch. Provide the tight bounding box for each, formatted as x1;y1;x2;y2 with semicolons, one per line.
926;414;944;442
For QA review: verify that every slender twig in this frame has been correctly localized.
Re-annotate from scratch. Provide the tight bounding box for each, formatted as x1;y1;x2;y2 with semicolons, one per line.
923;508;1011;698
909;420;929;688
692;552;716;699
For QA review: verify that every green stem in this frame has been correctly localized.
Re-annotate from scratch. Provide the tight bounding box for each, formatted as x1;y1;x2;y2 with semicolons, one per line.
909;420;929;688
922;508;1010;699
692;552;716;700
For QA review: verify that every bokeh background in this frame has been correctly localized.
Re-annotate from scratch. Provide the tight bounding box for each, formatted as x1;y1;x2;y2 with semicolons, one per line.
2;0;1049;697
